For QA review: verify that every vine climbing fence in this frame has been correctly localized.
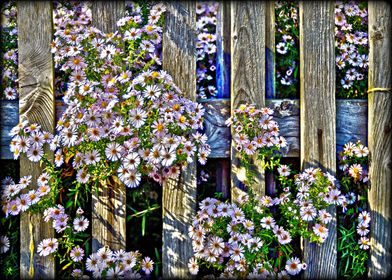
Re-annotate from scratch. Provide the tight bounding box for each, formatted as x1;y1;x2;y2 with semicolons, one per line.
0;1;391;279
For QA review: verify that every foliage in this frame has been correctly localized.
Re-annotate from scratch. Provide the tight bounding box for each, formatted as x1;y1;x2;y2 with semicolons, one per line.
0;161;19;280
337;141;370;278
0;1;18;100
335;1;368;99
191;104;353;278
275;0;300;98
1;1;210;278
196;2;219;99
226;103;285;186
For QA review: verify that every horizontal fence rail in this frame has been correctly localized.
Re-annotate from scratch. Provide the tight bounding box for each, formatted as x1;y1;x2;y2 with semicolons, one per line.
1;99;368;160
0;1;390;279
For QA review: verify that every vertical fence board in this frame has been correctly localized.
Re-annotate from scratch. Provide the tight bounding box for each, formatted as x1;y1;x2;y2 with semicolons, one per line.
299;2;337;279
162;2;197;278
231;2;266;199
368;2;392;278
17;2;55;278
91;1;127;252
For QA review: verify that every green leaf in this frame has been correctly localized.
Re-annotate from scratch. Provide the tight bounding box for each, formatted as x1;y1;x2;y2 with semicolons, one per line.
141;215;146;236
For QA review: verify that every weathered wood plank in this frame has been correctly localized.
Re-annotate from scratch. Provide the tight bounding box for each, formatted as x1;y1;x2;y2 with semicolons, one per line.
200;99;231;158
299;2;337;279
162;2;197;278
17;2;55;278
336;99;367;152
90;1;126;253
368;2;392;278
2;99;369;161
267;99;300;157
216;2;231;98
231;1;266;199
91;1;125;32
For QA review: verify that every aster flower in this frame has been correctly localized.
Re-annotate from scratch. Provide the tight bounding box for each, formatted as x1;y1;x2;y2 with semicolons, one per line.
260;216;276;230
70;246;85;262
188;257;199;275
0;235;10;254
276;42;288;54
358;211;371;226
71;269;83;279
356;223;370;236
73;216;89;232
37;238;58;256
285;257;302;275
141;256;154;274
358;237;370;250
278;164;291;177
27;145;44;162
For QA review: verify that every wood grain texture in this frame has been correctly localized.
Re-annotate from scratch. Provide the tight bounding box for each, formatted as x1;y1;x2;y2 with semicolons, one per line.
17;2;55;278
368;2;392;278
299;2;337;279
231;2;266;200
91;1;125;32
90;1;126;253
200;99;231;158
336;99;367;153
162;2;197;278
267;99;300;157
2;99;369;161
216;2;231;98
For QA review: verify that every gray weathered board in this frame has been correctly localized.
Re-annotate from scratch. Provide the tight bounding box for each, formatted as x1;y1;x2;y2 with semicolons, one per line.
299;2;337;278
161;2;197;278
230;1;267;199
1;99;368;160
17;2;56;278
368;2;392;278
90;0;127;253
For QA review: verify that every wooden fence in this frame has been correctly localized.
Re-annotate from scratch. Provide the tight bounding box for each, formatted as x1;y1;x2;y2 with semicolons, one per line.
0;1;391;279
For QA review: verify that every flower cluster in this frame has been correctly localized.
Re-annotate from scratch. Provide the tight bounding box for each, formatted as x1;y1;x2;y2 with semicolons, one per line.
188;195;307;278
275;1;300;98
83;246;154;279
338;141;369;183
337;141;370;277
0;1;18;100
48;1;211;188
196;2;218;99
190;164;353;278
37;238;59;257
1;171;53;217
278;167;345;243
335;1;368;98
226;103;286;159
9;120;55;161
357;210;371;249
42;205;89;234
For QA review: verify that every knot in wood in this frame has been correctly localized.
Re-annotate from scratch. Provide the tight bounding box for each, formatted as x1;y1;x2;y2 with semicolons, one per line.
317;128;323;136
371;30;383;41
